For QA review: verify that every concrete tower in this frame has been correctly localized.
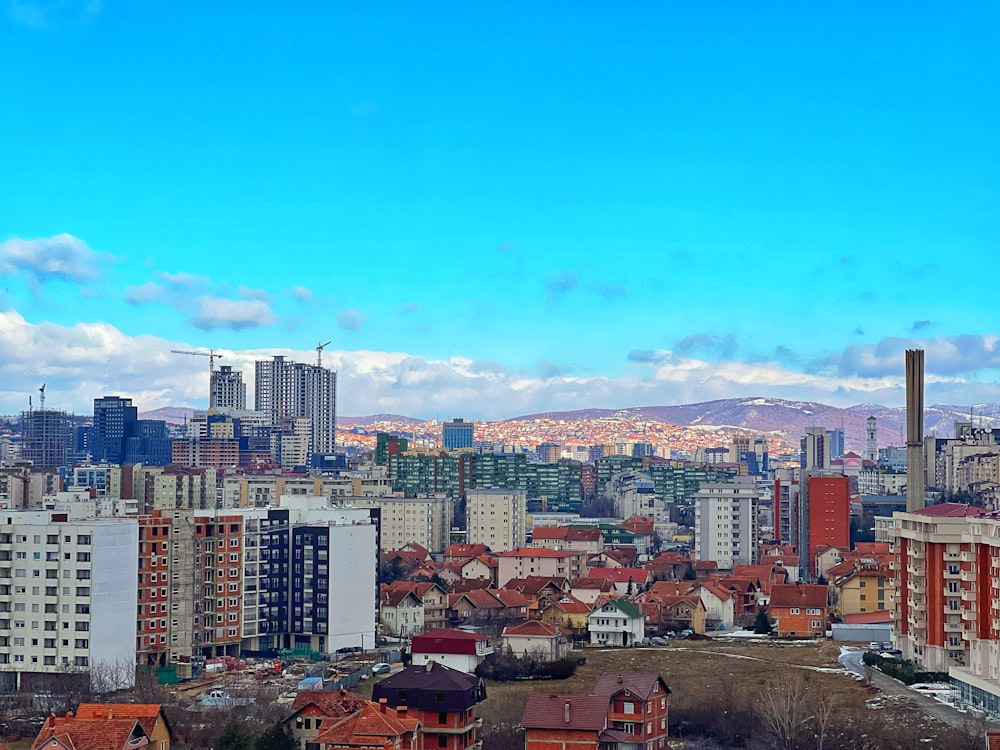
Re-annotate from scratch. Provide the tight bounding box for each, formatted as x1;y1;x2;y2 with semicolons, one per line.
866;416;878;463
905;349;925;512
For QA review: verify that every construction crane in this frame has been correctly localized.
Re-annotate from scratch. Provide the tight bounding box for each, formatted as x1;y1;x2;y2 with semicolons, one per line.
171;349;224;408
39;383;46;410
316;340;332;368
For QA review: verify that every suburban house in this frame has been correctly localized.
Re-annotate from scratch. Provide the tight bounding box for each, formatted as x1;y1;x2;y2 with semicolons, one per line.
73;705;171;750
698;579;737;630
373;661;487;750
768;583;829;638
587;598;646;647
539;595;593;640
828;558;892;617
522;671;671;750
310;699;420;750
461;555;498;584
411;629;494;674
586;567;652;595
384;580;449;631
641;594;707;636
381;587;425;637
32;710;152;750
445;543;491;561
592;672;671;750
569;576;617;605
282;690;366;749
500;620;573;661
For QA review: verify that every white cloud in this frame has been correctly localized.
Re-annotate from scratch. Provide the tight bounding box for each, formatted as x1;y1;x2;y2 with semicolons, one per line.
2;313;1000;418
156;271;212;293
124;282;165;305
291;286;313;303
0;234;112;283
188;297;277;331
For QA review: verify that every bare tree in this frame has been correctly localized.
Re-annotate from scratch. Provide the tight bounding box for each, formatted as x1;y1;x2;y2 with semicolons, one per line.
756;673;812;750
811;691;838;750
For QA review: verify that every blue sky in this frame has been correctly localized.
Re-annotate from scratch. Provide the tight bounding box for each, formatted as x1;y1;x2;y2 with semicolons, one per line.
1;1;999;418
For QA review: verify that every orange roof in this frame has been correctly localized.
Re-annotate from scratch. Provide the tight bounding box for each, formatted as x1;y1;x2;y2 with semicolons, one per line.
313;701;419;747
290;689;365;717
32;713;150;750
73;704;164;737
646;580;697;599
496;546;570;558
445;543;491;558
502;620;570;638
544;594;592;615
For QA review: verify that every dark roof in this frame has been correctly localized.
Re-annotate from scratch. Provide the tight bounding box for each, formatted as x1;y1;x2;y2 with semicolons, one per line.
914;502;987;518
769;583;828;609
592;671;671;699
372;661;486;711
522;694;610;731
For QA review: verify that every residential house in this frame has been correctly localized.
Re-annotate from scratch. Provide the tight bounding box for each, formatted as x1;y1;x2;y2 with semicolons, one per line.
698;580;737;630
539;595;592;641
587;567;652;596
569;576;617;605
592;672;671;750
588;547;639;570
587;598;646;647
501;620;573;661
522;694;618;750
283;690;366;749
384;581;449;632
461;555;498;584
381;588;425;637
646;551;694;581
32;711;152;750
373;661;487;750
311;700;420;750
814;545;849;580
74;705;171;750
411;629;494;674
445;543;491;562
828;559;891;617
768;583;829;638
621;516;655;556
641;594;707;636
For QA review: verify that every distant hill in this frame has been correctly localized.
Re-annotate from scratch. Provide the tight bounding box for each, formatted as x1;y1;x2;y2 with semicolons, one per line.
139;407;194;425
335;414;425;426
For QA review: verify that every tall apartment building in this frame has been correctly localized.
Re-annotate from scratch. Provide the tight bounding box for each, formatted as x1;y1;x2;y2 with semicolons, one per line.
466;489;527;552
801;427;831;471
255;356;336;462
210;365;246;410
442;418;474;450
789;471;852;579
132;465;218;512
0;511;138;692
693;476;760;570
347;496;453;554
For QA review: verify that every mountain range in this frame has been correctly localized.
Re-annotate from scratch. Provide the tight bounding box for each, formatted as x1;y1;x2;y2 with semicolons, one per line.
143;398;1000;448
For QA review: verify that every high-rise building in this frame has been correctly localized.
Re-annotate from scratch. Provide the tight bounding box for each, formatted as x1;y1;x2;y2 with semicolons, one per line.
466;489;526;552
801;427;830;471
211;365;246;410
693;476;760;569
826;428;845;460
442;418;474;450
19;408;73;469
93;396;138;465
254;355;336;461
803;472;851;575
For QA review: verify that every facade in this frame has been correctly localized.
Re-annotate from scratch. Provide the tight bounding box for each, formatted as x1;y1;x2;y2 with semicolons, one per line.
254;355;337;460
19;409;73;470
372;661;488;750
380;589;425;637
467;489;527;553
693;476;760;570
768;583;828;638
353;496;453;554
495;547;572;587
410;629;494;674
93;396;138;465
501;620;573;661
587;598;645;647
210;365;246;410
0;511;139;692
592;672;671;750
442;418;475;450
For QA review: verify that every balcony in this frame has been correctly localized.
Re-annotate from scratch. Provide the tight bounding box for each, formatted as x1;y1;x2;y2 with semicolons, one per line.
944;621;964;633
962;607;978;623
961;551;977;563
962;589;978;603
907;581;926;595
961;569;977;582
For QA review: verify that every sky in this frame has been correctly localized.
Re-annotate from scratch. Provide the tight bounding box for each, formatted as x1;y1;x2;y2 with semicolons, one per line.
1;2;999;419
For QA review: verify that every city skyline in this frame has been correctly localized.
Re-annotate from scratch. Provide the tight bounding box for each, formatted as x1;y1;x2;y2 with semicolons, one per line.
2;3;999;418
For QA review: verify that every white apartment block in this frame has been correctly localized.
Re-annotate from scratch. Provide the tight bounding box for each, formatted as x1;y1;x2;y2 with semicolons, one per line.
347;496;453;554
0;511;138;692
694;476;760;570
466;489;526;553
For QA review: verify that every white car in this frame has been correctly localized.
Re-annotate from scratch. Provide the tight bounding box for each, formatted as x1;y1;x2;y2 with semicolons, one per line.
372;663;392;675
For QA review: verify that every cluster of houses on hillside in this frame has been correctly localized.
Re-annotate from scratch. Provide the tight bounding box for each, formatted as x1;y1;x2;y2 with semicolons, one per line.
380;535;893;644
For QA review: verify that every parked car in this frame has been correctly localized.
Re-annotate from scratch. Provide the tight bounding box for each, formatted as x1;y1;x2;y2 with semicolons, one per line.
372;663;392;674
868;641;880;651
881;641;893;650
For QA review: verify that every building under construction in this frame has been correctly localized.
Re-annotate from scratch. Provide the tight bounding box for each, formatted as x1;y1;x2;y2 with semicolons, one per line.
19;407;73;469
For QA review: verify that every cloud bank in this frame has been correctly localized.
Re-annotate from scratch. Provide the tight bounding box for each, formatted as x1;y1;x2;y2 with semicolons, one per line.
2;312;999;418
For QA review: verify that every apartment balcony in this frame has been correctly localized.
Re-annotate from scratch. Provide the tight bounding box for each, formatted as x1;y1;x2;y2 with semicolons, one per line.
961;569;977;583
962;607;978;623
907;564;926;576
907;581;926;595
961;589;978;603
944;621;964;633
889;560;900;571
961;551;977;563
910;547;926;560
944;569;961;579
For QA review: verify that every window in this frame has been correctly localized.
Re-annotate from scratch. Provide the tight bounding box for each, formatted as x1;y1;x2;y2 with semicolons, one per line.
437;737;447;749
790;607;800;615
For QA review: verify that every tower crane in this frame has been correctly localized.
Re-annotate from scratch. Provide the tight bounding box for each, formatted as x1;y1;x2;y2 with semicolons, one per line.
316;340;332;368
170;349;224;408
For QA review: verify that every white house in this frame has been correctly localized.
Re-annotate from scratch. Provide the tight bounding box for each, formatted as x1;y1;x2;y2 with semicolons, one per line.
587;599;646;647
380;589;424;637
698;581;736;630
500;620;573;661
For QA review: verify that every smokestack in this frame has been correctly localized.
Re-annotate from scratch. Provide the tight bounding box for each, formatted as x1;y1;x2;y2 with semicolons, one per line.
906;349;926;512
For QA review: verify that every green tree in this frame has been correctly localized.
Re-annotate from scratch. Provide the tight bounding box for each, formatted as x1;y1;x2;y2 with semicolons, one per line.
753;607;772;635
219;721;255;750
256;723;297;750
683;563;697;581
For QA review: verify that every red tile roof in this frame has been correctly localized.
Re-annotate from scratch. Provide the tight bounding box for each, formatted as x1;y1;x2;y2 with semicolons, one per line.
445;543;491;559
522;694;610;731
844;611;893;624
73;704;164;737
290;689;366;717
412;629;489;656
502;620;569;638
586;567;650;584
32;713;150;750
313;701;419;747
769;583;828;609
592;672;671;700
496;547;570;558
913;502;987;517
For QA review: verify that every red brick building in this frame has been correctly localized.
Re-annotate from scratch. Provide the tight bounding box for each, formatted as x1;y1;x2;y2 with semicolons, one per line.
806;475;851;575
768;583;828;638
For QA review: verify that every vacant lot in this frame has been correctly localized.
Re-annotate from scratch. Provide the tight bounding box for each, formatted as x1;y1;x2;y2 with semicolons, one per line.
479;640;988;750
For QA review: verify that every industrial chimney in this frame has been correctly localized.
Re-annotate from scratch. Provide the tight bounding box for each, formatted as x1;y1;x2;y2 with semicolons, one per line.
905;349;925;512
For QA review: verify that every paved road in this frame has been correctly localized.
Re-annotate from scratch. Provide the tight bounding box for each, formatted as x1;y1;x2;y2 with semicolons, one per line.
838;646;991;732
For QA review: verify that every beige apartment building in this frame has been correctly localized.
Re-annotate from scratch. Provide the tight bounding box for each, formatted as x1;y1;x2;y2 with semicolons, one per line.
348;496;453;554
466;489;526;553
